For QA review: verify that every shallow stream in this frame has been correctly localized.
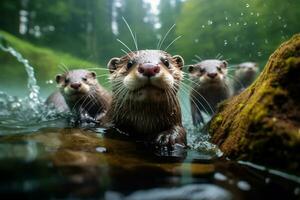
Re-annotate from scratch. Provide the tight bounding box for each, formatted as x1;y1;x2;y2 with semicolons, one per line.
0;44;299;199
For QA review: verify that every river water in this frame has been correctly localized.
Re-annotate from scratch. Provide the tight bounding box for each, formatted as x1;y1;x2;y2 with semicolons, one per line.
0;44;299;199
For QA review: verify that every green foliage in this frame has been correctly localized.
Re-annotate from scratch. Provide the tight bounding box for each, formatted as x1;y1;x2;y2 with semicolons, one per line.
0;0;299;70
175;0;300;65
0;30;109;96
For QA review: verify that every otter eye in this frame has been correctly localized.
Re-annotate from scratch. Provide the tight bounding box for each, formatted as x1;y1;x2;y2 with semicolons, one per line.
82;77;87;81
162;59;170;68
127;60;135;69
200;68;205;73
65;78;70;84
217;66;222;71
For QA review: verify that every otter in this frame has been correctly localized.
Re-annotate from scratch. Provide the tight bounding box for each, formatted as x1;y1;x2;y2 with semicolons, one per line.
105;50;186;148
188;59;232;126
233;62;259;94
46;69;111;122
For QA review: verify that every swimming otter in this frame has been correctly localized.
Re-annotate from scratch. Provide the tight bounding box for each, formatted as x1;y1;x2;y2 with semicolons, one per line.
105;50;186;148
46;69;111;122
233;62;259;94
188;59;232;125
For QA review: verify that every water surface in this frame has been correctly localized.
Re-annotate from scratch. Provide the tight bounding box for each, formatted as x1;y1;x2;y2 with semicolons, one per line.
0;43;299;200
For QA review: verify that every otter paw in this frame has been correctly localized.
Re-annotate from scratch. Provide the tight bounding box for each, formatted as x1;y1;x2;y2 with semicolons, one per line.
155;133;177;147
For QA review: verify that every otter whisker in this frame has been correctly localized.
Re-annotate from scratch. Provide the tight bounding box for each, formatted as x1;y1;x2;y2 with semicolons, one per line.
57;65;67;73
84;67;110;71
158;24;176;50
122;16;138;51
194;55;202;61
192;59;200;63
215;53;224;60
121;49;134;59
164;35;182;51
178;82;210;115
226;74;245;88
117;39;133;54
96;74;110;78
121;49;131;58
70;95;86;112
60;63;70;72
180;77;215;114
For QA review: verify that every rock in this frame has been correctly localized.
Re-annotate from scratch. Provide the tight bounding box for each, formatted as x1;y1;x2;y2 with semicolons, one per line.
208;34;300;172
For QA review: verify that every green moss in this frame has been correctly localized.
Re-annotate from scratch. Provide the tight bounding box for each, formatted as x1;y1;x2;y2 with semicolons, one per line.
208;34;300;173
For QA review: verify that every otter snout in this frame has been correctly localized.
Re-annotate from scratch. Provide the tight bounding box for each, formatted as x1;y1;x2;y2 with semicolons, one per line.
207;73;218;79
70;82;81;90
138;64;160;77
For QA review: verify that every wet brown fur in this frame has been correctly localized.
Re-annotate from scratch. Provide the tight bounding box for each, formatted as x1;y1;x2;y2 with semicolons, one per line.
46;69;111;121
105;50;186;147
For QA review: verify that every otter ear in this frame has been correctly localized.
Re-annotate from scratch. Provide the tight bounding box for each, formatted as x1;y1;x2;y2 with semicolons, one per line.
254;63;259;67
90;71;97;79
55;74;62;84
188;65;195;73
172;55;184;70
222;60;228;68
107;57;120;73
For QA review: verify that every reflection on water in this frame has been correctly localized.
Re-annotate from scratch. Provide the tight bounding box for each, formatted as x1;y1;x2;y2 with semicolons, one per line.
0;128;299;199
0;37;299;199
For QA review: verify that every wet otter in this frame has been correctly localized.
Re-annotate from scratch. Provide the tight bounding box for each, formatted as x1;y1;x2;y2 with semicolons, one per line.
46;69;111;122
188;59;232;125
233;62;259;94
105;50;186;148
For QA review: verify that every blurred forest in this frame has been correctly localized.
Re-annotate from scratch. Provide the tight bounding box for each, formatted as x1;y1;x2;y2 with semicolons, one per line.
0;0;299;65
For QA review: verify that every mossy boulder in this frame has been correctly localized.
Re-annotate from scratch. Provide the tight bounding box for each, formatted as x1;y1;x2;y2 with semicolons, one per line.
209;34;300;172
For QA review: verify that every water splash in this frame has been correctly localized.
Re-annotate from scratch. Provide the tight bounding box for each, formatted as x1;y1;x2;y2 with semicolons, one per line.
0;44;41;109
0;39;66;134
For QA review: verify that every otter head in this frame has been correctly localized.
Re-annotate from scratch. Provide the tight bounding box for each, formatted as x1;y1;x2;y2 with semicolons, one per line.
108;50;184;102
56;70;97;98
188;59;228;84
235;62;259;78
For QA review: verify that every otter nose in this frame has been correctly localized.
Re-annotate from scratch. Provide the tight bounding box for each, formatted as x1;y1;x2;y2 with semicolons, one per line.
70;82;81;90
207;73;218;79
138;64;160;77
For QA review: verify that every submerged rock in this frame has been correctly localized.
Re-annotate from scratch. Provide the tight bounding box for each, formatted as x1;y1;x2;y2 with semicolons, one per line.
209;34;300;172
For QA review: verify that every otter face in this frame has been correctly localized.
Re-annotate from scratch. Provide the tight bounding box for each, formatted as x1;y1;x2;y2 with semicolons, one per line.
56;70;97;98
235;62;259;78
188;59;228;84
108;50;184;102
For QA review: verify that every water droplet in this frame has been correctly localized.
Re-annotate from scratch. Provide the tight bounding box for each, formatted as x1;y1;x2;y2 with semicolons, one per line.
224;40;228;46
295;187;300;195
257;52;262;57
201;25;205;28
228;23;232;27
250;12;254;15
246;3;250;8
214;173;227;181
46;80;54;84
264;39;269;44
265;177;271;184
237;181;251;191
194;38;199;43
96;146;107;153
207;20;213;25
251;42;255;46
236;22;240;26
243;22;247;26
283;24;287;28
240;12;244;16
225;17;228;21
278;16;282;20
255;21;258;25
256;13;260;17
